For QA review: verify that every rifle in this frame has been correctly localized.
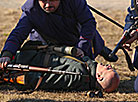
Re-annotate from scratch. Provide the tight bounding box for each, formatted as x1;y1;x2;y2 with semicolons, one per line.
0;64;89;94
88;5;124;29
0;64;84;76
109;20;138;71
0;64;103;97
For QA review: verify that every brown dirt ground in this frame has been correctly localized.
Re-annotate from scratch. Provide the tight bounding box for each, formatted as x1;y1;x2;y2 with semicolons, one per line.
0;0;138;101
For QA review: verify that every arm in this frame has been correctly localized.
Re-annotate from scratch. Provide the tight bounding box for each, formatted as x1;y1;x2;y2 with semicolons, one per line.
108;0;137;71
124;0;137;31
2;12;33;56
73;0;104;59
0;12;33;68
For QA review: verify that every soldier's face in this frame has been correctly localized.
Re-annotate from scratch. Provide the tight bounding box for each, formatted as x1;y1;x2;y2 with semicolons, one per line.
38;0;60;13
96;63;119;92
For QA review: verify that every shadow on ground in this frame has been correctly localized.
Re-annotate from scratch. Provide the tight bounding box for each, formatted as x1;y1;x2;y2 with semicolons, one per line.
0;75;137;94
118;75;136;93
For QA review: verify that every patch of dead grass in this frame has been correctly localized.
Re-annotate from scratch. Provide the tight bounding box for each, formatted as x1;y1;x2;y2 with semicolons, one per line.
0;6;138;102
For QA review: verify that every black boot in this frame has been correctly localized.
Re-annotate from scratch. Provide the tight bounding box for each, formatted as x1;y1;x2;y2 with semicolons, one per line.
99;46;118;62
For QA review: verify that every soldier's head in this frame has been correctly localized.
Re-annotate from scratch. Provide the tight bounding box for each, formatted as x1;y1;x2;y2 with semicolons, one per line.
96;63;120;92
38;0;60;13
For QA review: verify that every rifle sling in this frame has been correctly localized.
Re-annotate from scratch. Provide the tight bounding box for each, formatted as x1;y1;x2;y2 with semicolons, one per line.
120;47;135;71
34;74;44;91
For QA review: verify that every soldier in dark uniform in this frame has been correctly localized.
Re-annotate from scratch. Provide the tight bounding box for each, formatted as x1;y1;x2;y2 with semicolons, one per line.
123;0;138;92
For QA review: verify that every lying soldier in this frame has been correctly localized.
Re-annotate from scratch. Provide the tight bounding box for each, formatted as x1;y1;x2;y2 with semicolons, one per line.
0;41;120;93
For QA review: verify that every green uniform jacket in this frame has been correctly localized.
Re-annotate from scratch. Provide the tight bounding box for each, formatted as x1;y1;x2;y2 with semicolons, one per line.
14;41;97;91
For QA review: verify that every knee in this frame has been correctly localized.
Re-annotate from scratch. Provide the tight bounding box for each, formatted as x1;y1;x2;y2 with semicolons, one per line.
134;75;138;93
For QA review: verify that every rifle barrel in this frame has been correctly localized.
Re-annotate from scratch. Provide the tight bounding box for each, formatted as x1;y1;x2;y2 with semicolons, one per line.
109;44;121;58
6;64;83;76
88;5;124;29
109;30;132;57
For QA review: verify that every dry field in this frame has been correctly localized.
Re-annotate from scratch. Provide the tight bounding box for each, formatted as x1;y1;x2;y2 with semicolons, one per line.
0;0;138;101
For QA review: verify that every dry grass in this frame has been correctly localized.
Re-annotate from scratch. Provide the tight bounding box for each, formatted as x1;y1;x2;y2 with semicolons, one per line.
0;2;138;102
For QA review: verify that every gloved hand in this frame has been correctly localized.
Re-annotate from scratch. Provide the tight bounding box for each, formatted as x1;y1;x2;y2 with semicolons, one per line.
99;46;118;62
0;57;11;70
0;51;13;70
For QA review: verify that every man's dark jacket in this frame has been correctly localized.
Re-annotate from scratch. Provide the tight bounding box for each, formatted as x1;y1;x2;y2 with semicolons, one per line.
2;0;104;59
